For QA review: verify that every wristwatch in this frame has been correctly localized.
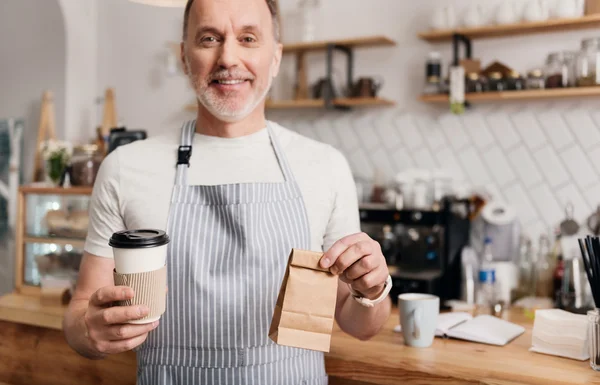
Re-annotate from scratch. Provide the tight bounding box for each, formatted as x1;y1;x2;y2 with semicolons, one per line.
348;274;393;308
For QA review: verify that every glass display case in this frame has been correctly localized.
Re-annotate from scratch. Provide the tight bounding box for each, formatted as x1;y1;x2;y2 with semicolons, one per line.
15;185;92;296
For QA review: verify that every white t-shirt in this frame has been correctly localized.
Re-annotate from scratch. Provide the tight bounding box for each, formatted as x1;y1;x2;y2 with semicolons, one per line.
84;121;361;258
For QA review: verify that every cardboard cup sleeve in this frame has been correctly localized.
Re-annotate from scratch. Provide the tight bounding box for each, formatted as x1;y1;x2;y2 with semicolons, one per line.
113;265;167;323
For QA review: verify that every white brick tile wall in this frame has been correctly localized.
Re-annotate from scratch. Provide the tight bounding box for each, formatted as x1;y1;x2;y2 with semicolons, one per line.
370;147;396;180
583;183;600;209
284;103;600;242
331;115;360;151
434;147;465;180
538;111;574;151
511;112;547;151
440;114;471;151
352;114;380;151
560;145;598;189
503;183;539;224
462;114;495;150
565;110;600;151
507;145;544;188
415;116;446;152
458;147;491;185
529;183;563;227
394;114;423;151
312;117;340;148
481;145;517;187
588;146;600;176
533;145;570;188
486;113;521;150
412;146;438;170
373;115;402;151
391;147;415;173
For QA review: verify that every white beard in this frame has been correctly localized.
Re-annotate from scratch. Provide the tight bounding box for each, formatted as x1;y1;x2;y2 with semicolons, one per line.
187;56;274;123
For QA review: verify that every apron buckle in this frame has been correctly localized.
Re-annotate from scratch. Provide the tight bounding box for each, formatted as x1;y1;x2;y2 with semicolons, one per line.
177;145;192;166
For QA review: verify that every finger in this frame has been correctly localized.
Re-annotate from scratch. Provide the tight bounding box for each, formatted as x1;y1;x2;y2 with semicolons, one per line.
101;333;150;355
96;305;150;325
320;232;370;269
344;254;381;281
331;240;374;276
351;267;389;295
105;320;160;341
90;286;134;307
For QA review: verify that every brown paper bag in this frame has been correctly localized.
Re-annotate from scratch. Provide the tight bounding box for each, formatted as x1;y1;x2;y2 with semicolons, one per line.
269;249;338;353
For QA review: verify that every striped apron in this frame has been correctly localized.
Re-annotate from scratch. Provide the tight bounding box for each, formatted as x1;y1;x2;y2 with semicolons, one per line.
136;120;328;385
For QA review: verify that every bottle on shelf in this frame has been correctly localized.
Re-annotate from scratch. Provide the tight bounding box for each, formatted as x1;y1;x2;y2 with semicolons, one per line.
477;237;498;308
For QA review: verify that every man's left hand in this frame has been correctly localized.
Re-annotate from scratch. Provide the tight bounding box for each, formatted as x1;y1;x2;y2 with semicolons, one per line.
320;232;388;300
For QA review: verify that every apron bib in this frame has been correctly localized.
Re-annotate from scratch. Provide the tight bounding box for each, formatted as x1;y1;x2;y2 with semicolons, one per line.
136;120;328;385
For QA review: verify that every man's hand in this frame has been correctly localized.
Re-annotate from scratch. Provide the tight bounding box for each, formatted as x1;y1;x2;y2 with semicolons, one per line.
320;232;389;300
84;286;159;356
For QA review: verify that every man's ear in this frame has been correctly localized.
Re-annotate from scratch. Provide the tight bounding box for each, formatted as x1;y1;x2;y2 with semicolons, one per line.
271;42;283;78
180;42;189;75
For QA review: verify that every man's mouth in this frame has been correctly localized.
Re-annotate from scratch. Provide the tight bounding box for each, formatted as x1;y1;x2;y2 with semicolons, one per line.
212;79;249;85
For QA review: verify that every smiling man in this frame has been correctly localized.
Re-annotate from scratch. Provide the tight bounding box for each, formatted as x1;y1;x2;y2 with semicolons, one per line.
63;0;391;384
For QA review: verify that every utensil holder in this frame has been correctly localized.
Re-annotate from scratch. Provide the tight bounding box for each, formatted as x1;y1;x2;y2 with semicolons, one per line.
588;309;600;370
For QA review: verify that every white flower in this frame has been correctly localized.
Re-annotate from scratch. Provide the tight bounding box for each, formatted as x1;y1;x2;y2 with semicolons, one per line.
40;139;73;161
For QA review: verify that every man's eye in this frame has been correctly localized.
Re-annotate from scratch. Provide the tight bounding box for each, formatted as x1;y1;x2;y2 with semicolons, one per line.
242;37;256;43
203;37;216;42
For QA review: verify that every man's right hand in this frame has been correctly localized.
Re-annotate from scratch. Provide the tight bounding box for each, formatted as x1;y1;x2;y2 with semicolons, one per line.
84;286;159;356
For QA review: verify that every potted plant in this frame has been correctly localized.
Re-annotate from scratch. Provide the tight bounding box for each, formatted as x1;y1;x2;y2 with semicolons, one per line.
40;140;72;186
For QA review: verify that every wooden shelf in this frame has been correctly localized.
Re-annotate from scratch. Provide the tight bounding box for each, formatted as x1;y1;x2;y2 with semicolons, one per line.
19;185;93;195
419;14;600;42
282;35;396;53
419;87;600;103
24;236;85;247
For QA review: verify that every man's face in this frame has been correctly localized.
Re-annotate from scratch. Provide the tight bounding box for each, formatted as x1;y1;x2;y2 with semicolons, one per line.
182;0;282;122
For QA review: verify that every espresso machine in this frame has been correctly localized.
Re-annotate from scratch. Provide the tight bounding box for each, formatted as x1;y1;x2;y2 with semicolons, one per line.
360;197;472;307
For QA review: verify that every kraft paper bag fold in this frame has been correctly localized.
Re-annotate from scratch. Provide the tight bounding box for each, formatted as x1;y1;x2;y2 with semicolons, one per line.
269;249;338;353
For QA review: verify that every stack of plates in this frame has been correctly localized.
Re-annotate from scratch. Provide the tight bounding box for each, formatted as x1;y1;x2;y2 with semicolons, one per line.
530;309;589;361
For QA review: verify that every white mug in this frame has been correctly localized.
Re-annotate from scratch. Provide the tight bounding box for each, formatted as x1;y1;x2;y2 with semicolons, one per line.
398;293;440;348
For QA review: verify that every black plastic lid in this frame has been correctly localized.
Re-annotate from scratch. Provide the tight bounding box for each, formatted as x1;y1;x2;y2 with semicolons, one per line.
109;229;170;249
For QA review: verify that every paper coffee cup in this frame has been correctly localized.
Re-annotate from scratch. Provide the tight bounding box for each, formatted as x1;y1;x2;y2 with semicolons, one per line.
109;229;170;324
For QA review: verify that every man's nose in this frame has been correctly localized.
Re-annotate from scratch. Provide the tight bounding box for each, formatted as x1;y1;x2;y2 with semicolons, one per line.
216;38;241;69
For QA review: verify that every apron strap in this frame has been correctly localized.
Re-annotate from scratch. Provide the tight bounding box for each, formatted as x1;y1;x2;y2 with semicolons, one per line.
175;120;195;186
266;122;294;183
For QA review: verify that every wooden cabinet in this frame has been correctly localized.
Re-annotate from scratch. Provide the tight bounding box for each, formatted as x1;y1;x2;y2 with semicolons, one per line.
14;186;92;298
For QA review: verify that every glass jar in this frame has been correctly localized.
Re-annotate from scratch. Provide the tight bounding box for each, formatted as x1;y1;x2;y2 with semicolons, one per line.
576;37;600;87
526;69;546;90
563;51;576;87
465;72;487;93
545;52;566;88
488;72;505;92
506;71;525;91
69;144;103;187
423;52;443;95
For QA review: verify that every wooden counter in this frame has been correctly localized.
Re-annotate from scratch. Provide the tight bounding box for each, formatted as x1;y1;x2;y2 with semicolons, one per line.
1;293;598;385
325;308;599;385
0;293;136;385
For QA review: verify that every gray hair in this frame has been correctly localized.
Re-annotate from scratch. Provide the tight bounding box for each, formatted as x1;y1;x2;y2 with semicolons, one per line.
182;0;280;42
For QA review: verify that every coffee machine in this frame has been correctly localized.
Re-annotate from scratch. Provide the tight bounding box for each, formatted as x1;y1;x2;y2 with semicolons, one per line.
360;197;471;307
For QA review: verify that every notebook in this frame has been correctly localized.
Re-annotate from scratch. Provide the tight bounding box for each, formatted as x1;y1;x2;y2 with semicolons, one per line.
394;312;525;346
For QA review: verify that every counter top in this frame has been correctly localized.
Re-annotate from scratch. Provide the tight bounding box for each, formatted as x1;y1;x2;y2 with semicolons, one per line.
325;308;598;385
0;293;65;330
1;293;598;384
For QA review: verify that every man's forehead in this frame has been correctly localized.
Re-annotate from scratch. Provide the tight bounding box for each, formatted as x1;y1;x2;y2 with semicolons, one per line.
190;0;267;21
